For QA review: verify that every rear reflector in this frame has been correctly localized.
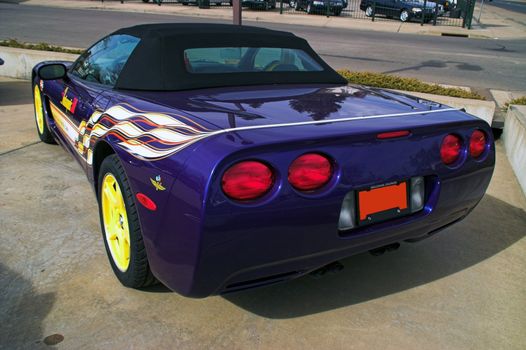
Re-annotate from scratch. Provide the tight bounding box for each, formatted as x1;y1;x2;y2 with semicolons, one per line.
469;130;486;158
222;160;274;201
440;134;462;165
136;193;157;211
288;153;333;191
377;130;410;139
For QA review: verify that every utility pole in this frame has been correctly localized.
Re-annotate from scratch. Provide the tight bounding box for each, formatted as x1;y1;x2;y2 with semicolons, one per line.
233;0;242;25
478;0;485;23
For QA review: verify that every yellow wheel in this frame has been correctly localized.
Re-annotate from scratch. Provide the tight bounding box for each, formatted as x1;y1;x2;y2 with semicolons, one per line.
101;173;131;272
32;81;55;144
98;154;156;288
34;84;45;134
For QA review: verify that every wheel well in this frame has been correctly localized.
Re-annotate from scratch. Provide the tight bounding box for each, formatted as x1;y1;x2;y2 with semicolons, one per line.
92;141;115;195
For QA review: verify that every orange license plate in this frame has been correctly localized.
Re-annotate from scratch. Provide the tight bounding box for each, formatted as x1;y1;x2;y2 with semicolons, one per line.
358;181;409;225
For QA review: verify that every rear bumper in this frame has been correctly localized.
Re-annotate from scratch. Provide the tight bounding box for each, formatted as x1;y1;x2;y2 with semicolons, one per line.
311;4;343;11
146;165;493;297
204;168;491;296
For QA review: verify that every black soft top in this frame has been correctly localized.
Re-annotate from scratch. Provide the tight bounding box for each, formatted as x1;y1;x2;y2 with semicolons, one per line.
112;23;347;91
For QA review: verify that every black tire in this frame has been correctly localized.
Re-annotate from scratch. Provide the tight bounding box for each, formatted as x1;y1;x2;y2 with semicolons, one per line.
98;154;157;289
334;9;341;16
32;82;56;144
142;0;150;2
400;9;410;22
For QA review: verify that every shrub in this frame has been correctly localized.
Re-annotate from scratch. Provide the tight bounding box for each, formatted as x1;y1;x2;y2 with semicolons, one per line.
338;70;485;100
0;39;84;55
504;96;526;110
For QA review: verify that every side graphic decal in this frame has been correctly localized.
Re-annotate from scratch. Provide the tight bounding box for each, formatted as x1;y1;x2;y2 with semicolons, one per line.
49;102;213;164
61;87;78;114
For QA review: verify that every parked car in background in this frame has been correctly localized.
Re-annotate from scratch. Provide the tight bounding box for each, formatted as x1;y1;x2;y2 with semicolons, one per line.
177;0;230;5
290;0;345;16
360;0;441;22
242;0;276;10
143;0;232;4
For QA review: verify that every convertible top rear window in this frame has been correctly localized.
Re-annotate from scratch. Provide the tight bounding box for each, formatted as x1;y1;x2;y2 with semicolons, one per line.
112;23;347;91
184;47;324;74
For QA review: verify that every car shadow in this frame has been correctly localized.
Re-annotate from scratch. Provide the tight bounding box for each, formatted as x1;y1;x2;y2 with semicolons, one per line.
223;194;525;319
0;262;56;347
0;79;31;106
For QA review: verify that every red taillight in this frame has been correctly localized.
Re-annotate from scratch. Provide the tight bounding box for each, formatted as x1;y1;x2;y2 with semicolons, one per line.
288;153;333;191
440;134;462;165
469;130;486;158
222;161;274;201
136;193;157;211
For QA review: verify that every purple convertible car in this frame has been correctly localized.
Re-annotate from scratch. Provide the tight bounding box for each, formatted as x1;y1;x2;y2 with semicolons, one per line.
32;24;494;297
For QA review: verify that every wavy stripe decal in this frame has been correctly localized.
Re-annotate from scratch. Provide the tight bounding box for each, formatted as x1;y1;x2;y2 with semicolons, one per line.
49;101;459;164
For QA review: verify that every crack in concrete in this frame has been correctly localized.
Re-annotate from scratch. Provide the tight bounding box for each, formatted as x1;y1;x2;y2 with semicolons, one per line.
0;141;42;157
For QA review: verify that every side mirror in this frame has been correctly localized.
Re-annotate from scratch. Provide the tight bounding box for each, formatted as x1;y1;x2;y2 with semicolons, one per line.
38;63;67;80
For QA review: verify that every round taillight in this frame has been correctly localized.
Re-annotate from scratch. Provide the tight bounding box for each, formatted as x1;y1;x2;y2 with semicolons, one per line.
440;134;462;165
222;161;274;201
288;153;333;191
469;130;486;158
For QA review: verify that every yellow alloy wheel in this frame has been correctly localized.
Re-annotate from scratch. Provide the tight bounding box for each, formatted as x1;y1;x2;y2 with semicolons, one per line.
101;173;131;272
34;85;45;134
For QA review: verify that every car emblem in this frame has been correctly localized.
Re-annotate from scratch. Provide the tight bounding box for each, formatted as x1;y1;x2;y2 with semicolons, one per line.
150;175;166;191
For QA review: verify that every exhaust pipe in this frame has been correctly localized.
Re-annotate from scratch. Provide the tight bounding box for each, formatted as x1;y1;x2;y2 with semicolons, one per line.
369;242;400;256
309;261;344;279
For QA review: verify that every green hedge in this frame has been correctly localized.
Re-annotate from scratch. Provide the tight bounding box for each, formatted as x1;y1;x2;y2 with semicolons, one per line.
0;39;84;55
505;96;526;109
338;70;485;100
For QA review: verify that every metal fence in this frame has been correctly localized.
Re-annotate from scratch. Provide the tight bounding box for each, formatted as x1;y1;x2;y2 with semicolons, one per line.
278;0;475;28
100;0;475;28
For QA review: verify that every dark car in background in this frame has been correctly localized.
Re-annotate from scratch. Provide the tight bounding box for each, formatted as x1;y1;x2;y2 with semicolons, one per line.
360;0;441;22
290;0;345;16
242;0;276;10
143;0;231;5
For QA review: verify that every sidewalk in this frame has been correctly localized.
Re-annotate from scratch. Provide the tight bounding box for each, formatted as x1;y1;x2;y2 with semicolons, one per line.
16;0;526;39
471;1;526;39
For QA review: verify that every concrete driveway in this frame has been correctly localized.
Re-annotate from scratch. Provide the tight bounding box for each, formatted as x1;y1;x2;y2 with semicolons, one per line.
1;77;525;349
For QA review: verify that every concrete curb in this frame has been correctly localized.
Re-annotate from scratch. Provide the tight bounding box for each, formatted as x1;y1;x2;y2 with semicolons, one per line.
0;46;78;80
0;46;495;124
503;105;526;196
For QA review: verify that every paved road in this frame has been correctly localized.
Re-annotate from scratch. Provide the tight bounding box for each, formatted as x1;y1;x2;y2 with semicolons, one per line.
1;2;526;90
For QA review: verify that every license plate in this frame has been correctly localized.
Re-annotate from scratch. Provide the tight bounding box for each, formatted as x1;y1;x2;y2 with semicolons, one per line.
357;181;410;225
